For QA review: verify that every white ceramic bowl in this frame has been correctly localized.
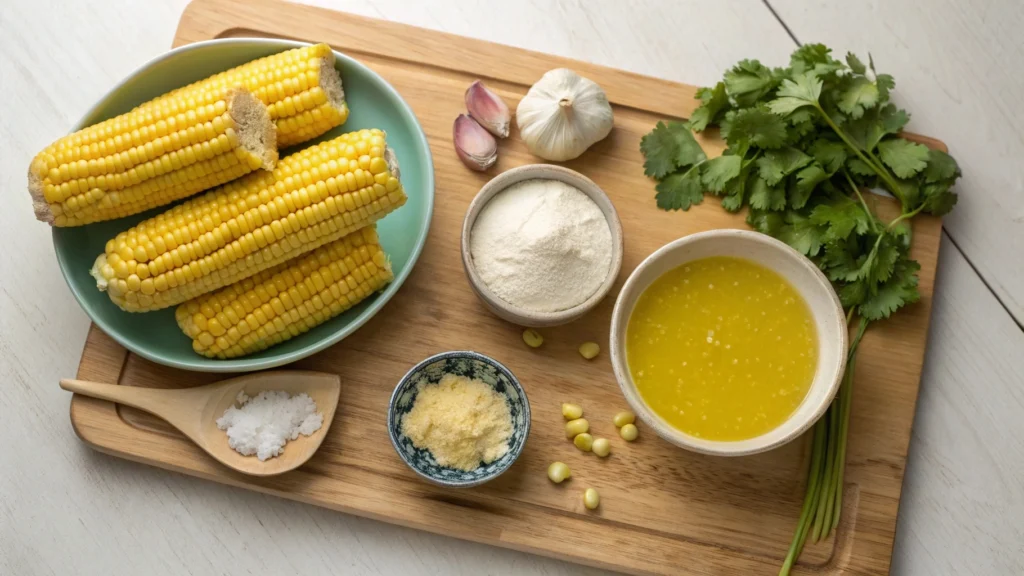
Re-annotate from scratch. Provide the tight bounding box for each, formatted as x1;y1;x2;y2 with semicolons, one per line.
461;164;624;327
609;229;847;456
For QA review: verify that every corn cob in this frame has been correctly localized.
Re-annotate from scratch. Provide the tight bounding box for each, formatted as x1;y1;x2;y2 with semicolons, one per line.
90;129;406;312
176;226;392;358
137;43;349;149
29;88;277;226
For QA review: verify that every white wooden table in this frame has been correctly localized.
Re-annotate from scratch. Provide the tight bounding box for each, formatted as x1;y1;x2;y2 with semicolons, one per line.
2;1;1022;574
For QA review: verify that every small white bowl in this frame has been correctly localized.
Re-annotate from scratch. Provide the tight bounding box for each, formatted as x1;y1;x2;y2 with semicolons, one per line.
461;164;623;327
609;229;847;457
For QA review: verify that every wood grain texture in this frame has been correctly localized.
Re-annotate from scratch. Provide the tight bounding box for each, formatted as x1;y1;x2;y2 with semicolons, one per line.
4;1;1023;576
66;0;944;573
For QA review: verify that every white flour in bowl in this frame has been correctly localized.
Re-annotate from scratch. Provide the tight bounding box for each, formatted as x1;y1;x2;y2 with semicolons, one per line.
470;178;613;312
217;390;323;461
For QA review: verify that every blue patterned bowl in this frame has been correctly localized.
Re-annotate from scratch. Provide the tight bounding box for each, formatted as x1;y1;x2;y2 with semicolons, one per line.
387;351;531;487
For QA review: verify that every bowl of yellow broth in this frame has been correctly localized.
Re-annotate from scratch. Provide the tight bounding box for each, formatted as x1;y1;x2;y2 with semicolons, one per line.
609;229;847;456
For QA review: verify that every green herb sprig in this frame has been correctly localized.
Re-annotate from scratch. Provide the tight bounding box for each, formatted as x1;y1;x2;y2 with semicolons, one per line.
640;44;960;575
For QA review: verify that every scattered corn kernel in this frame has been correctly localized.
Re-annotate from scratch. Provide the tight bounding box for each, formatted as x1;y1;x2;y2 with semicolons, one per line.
578;341;600;360
547;461;571;483
522;328;544;348
613;411;636;428
592;437;611;457
565;418;589;439
573;433;594;452
620;423;639;441
583;488;600;510
561;403;583;420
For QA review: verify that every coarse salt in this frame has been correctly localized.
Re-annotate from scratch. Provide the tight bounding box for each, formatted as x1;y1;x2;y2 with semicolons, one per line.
216;390;324;461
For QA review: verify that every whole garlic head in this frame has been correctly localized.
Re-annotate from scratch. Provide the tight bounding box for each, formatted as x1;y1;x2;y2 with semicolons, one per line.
516;68;614;162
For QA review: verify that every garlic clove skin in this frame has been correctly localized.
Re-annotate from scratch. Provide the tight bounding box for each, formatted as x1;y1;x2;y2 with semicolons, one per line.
453;114;498;171
465;80;511;138
516;68;614;162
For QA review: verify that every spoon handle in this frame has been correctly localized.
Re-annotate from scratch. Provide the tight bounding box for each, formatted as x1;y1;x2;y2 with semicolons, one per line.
60;379;180;417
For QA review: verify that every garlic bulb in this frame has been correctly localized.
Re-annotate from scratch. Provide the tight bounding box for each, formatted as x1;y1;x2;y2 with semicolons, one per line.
515;69;614;162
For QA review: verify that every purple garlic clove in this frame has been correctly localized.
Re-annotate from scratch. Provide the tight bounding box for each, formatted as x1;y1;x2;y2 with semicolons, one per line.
465;80;511;139
453;114;498;171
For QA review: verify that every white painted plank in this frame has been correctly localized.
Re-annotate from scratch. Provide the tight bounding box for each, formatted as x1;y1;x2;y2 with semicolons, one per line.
0;1;796;575
893;235;1024;576
768;0;1024;324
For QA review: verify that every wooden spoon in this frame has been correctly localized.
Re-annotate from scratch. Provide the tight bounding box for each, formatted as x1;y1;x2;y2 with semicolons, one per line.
60;370;340;477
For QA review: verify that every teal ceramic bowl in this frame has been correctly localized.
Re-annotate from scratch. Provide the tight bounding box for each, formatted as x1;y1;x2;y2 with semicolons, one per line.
387;351;531;488
52;38;434;372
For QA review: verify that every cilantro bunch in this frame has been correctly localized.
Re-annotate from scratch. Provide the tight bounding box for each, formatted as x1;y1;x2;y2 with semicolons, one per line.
640;44;960;575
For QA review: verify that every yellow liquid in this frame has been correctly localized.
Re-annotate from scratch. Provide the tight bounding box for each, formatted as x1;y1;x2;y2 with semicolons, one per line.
626;257;818;441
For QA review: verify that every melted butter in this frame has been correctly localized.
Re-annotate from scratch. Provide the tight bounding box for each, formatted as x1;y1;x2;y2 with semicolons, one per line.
626;256;818;441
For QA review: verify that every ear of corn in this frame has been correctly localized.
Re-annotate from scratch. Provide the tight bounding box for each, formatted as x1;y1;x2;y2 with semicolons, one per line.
30;43;350;227
136;43;347;149
29;88;277;226
90;129;406;312
176;226;392;358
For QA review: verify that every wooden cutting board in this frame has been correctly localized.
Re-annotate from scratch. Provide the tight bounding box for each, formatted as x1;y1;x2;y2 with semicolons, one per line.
69;0;946;573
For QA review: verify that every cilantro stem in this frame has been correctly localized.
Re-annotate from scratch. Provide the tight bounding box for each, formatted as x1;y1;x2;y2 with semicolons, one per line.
812;104;905;206
830;318;869;531
780;317;869;576
842;169;879;233
779;418;828;576
811;394;838;541
887;204;924;230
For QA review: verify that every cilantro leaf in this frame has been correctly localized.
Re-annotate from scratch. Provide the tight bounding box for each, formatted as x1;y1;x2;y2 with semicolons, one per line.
756;147;813;186
689;82;729;132
721;107;788;152
640;121;707;179
878;138;930;178
846;104;909;153
701;155;743;193
923;149;960;183
859;258;921;320
655;166;704;210
879;104;910;135
748;175;786;211
846;52;867;74
847;157;876;176
747;209;783;236
810;197;870;242
720;170;750;212
777;211;826;256
870;233;901;284
839;279;868;308
837;76;879;120
789;164;828;209
790;44;842;75
809;140;847;174
875;75;895;102
921;181;959;216
724;60;781;106
769;73;823;116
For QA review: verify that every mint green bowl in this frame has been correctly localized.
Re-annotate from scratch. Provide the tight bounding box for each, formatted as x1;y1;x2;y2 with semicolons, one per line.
52;39;434;372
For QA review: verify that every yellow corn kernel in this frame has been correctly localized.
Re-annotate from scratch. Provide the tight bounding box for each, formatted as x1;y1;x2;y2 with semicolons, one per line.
176;227;393;358
29;89;276;226
522;328;543;348
29;44;350;227
578;342;600;360
561;403;583;420
565;418;589;439
90;130;406;312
